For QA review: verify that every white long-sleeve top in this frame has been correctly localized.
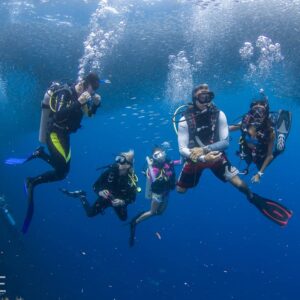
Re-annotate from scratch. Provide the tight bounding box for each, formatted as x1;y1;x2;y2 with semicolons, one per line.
178;110;229;159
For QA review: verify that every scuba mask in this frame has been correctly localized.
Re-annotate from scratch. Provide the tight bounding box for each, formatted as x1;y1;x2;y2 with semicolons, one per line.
115;155;133;166
193;91;215;104
152;150;166;163
250;105;267;124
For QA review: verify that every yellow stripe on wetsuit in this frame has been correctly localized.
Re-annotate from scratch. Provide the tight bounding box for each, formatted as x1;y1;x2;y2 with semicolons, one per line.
50;132;71;162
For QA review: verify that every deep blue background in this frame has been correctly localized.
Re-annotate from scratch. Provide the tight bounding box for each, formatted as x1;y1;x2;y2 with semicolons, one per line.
0;1;299;299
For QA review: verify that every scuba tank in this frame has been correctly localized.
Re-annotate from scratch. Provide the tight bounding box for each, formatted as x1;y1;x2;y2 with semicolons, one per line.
39;91;51;144
39;82;73;143
39;82;61;144
2;207;16;227
145;156;154;200
0;196;16;227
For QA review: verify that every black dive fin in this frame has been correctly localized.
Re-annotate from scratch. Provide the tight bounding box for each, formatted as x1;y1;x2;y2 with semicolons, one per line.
4;146;45;166
128;211;146;247
22;179;34;234
250;193;292;227
59;188;86;199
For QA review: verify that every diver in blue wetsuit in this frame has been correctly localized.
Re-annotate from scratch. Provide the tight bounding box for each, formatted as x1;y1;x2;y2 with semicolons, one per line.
230;91;292;183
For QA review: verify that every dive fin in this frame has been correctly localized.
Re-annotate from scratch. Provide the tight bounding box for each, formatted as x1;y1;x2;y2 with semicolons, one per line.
4;158;28;165
276;110;292;135
250;193;292;226
4;146;45;166
129;221;137;247
22;178;34;234
128;211;145;247
59;188;86;199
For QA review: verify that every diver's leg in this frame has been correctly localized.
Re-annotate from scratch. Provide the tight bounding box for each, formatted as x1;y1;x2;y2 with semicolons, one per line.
46;131;71;169
114;205;128;221
135;194;168;224
156;195;168;215
82;197;109;218
26;132;62;167
27;131;71;188
176;162;203;193
135;200;161;224
211;155;253;200
229;175;253;200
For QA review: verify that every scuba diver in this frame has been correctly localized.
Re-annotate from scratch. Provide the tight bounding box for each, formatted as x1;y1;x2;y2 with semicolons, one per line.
173;83;292;226
129;146;181;247
60;150;140;221
229;90;292;183
5;72;102;233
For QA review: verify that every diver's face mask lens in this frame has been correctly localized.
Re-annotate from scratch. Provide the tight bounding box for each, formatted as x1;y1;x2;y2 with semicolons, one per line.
195;91;215;104
115;155;132;166
152;151;166;163
251;106;266;123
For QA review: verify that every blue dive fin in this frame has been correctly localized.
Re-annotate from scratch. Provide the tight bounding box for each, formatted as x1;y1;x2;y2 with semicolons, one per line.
4;157;28;165
4;146;44;166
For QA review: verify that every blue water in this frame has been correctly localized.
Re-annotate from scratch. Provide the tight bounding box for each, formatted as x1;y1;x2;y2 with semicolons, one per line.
1;1;300;299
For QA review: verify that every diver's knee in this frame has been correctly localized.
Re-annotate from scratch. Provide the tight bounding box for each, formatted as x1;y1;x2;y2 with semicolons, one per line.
56;167;69;180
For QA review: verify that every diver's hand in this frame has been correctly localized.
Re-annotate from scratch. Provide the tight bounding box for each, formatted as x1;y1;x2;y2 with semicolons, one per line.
190;147;204;162
251;174;261;183
98;189;111;199
78;91;91;105
111;199;125;207
92;93;101;106
204;151;222;163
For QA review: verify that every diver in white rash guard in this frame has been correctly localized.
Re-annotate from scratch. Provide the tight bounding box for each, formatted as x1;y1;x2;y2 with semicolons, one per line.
176;83;253;198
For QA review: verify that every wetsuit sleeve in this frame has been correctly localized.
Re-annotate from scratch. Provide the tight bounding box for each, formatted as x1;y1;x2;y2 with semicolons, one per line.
204;111;229;152
88;101;101;117
178;116;192;158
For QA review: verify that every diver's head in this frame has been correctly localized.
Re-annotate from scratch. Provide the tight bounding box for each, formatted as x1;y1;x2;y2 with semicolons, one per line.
250;89;269;119
249;102;269;125
192;83;215;111
115;150;134;174
152;147;166;164
83;72;100;94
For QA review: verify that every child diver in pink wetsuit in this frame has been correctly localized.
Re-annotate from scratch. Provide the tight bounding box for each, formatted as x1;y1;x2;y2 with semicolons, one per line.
129;146;181;247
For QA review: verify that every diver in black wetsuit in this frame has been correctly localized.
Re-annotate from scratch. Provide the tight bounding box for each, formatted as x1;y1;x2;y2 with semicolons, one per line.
18;72;102;233
60;150;140;221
